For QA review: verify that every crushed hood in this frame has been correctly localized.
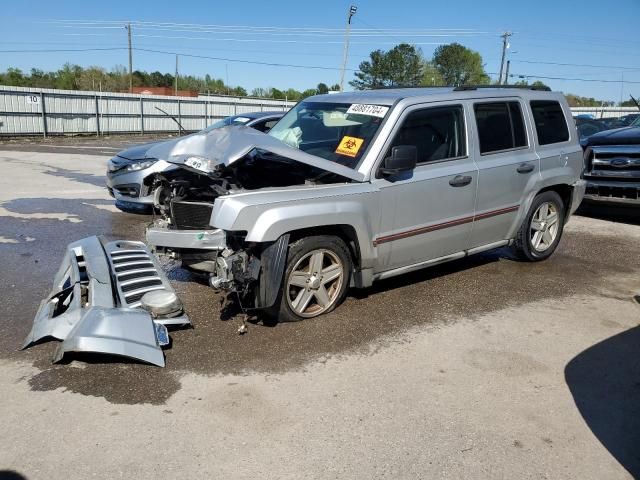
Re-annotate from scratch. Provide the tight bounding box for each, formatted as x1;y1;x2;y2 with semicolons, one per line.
146;126;365;182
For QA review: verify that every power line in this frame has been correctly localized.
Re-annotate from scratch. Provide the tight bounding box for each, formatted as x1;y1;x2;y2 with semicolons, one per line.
513;59;640;71
0;47;127;53
46;19;496;34
63;32;447;46
512;72;640;84
133;47;358;71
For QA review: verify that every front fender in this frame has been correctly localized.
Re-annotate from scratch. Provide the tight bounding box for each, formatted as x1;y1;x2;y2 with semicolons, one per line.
213;193;379;269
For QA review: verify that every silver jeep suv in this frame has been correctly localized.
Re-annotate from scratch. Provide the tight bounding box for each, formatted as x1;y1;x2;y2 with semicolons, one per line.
142;86;585;322
24;86;586;365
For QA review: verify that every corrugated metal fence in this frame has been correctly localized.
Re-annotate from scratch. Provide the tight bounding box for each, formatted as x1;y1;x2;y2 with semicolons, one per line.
570;106;638;119
0;85;294;136
1;85;638;136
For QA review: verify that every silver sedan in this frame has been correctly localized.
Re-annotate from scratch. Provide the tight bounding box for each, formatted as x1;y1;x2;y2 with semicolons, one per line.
106;111;284;211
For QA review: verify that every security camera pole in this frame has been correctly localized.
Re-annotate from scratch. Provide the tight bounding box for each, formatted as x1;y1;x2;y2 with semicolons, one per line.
339;5;357;92
498;31;512;85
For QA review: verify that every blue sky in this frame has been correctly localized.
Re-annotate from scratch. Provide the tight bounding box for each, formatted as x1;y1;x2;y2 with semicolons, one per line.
1;0;639;102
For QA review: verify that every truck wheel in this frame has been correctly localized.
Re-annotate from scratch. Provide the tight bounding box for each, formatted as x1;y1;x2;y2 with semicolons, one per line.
514;190;565;262
272;235;351;322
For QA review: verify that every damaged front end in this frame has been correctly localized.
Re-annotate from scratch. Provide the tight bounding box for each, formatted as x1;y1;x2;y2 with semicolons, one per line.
23;236;190;367
144;126;361;312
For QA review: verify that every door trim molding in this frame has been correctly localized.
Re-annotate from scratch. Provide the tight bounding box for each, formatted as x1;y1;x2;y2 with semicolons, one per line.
373;205;519;246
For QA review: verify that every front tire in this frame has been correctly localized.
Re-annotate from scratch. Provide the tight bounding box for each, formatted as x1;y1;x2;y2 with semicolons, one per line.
514;190;565;261
270;235;351;322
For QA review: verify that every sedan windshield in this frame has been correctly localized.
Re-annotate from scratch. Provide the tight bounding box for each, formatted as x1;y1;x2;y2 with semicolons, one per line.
268;101;389;168
202;115;253;132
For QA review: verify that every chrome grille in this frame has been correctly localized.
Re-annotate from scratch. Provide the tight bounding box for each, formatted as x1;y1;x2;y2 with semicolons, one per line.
110;249;165;306
102;240;190;327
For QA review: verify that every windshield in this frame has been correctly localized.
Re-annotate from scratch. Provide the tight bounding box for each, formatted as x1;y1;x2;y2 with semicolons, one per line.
267;101;389;168
202;115;253;132
630;115;640;127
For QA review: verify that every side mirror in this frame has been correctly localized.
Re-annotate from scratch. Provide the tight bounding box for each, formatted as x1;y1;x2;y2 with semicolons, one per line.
379;145;417;176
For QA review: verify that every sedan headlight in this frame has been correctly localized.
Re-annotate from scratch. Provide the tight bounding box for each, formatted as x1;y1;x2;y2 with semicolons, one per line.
125;159;158;172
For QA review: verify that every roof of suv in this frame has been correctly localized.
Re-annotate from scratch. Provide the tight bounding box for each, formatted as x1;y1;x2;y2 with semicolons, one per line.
306;87;562;106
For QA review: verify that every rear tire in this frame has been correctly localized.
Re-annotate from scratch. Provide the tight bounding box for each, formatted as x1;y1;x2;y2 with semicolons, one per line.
268;235;351;322
514;190;565;261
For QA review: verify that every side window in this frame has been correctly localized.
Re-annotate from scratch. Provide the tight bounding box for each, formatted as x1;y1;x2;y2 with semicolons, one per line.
474;101;527;154
387;105;466;164
262;119;278;132
251;119;279;133
530;101;569;145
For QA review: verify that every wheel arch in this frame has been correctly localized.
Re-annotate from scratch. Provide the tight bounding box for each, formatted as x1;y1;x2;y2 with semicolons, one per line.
535;183;574;219
286;224;362;270
509;182;574;239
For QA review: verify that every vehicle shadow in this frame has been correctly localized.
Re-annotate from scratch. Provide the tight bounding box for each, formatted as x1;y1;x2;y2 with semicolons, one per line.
576;201;640;226
564;325;640;478
0;471;28;480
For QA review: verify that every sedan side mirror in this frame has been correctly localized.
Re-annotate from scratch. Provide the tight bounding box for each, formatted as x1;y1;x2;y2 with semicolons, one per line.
379;145;417;176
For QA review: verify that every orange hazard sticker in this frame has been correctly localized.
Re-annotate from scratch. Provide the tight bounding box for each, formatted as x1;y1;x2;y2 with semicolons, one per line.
335;136;364;157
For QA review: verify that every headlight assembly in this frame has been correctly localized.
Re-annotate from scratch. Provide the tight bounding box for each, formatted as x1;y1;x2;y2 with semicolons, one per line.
125;159;158;171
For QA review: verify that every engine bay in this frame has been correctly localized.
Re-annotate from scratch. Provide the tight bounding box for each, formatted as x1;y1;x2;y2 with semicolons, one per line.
149;149;350;224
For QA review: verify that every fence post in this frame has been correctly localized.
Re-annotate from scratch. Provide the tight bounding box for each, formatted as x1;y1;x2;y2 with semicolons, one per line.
204;100;208;129
177;98;182;135
94;94;100;137
40;91;47;138
140;95;144;135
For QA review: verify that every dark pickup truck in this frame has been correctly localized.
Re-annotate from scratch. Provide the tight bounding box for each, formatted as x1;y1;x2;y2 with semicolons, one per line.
582;118;640;204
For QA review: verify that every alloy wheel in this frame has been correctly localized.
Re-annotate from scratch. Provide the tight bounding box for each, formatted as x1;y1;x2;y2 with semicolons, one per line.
285;249;344;318
530;201;560;252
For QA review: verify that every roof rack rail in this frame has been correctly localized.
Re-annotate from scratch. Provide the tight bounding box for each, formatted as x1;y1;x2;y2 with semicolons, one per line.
369;86;452;90
453;85;551;92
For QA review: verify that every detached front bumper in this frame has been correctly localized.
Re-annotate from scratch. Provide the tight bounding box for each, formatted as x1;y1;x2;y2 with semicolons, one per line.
23;236;190;367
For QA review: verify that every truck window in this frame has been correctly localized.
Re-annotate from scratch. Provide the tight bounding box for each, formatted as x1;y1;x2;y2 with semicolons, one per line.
474;102;527;154
530;101;570;145
388;105;466;164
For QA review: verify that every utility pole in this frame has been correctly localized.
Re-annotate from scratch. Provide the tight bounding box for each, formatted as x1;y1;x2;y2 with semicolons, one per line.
225;64;229;95
175;54;179;96
498;31;511;85
125;23;133;92
504;60;510;85
339;5;357;92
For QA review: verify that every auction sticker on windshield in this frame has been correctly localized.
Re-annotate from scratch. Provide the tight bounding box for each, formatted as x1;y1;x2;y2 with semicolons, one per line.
346;104;389;118
335;136;364;157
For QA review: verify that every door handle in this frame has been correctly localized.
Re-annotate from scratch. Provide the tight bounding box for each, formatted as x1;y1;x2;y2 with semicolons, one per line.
516;163;534;174
449;175;472;187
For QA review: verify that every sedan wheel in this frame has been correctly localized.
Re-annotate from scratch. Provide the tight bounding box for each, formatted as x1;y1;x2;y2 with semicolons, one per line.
285;248;345;318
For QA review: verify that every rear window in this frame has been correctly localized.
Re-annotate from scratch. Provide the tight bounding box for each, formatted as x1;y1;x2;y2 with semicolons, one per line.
474;102;527;154
530;101;570;145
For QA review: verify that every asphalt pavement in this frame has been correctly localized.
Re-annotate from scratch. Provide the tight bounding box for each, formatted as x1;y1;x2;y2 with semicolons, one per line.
0;141;638;479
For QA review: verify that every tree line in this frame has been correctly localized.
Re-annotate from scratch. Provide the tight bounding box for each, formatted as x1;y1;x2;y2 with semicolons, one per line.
350;42;632;108
0;64;340;101
0;42;632;107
